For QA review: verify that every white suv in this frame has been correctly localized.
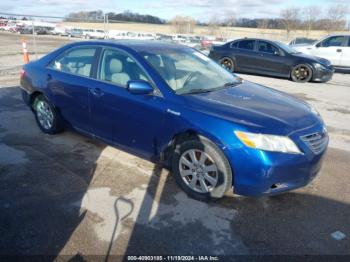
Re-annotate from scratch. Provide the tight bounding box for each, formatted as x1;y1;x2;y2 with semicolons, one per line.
292;34;350;69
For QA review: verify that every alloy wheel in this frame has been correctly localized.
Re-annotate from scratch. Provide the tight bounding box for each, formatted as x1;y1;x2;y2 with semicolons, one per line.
292;65;312;82
220;58;234;72
36;100;54;130
179;149;218;193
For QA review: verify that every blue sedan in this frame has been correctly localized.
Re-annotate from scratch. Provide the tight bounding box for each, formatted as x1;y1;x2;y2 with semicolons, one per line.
20;40;328;200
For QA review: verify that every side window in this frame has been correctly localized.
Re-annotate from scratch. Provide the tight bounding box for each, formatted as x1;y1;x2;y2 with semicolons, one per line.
257;41;279;54
230;41;238;48
347;37;350;47
50;47;96;77
238;40;255;50
321;36;345;47
99;49;150;87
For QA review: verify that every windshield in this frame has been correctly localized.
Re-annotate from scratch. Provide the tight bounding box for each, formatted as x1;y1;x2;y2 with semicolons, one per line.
274;41;300;54
140;48;240;94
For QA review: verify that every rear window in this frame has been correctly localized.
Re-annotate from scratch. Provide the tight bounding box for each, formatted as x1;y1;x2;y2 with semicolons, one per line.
238;40;255;50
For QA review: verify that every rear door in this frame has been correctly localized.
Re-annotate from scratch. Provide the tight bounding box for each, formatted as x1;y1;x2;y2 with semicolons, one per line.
234;39;257;71
312;36;346;66
47;46;99;134
339;36;350;67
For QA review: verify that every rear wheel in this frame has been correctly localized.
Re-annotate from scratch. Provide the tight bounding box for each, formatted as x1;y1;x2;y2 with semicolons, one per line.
219;57;235;72
33;94;62;134
291;64;313;83
172;136;232;201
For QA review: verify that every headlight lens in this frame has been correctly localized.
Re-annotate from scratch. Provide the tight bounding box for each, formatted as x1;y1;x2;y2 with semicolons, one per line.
234;131;301;154
313;63;326;70
309;105;320;116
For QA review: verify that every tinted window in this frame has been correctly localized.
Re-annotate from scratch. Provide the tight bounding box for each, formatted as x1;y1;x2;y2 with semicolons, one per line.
50;47;96;77
321;36;345;47
348;37;350;47
238;40;255;50
258;41;279;54
230;41;238;48
99;49;149;87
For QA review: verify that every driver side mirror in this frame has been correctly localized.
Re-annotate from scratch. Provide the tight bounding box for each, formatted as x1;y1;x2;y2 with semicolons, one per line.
127;80;154;95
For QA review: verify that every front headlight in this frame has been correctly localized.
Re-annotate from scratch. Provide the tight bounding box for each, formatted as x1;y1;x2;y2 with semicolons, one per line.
309;104;320;116
234;131;301;154
313;63;327;70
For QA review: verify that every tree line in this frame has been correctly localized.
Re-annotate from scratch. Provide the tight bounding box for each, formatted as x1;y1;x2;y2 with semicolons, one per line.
65;10;165;24
64;4;349;34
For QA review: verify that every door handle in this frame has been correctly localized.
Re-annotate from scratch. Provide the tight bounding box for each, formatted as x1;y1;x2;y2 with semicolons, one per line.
336;49;342;52
90;87;104;97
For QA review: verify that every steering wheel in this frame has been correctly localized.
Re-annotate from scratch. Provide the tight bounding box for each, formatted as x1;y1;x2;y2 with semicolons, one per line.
182;71;201;89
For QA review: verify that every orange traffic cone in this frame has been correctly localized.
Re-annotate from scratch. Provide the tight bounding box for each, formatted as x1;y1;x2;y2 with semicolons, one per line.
21;39;30;64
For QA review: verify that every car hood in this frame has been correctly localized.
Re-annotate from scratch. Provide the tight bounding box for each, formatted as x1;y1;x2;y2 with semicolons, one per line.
183;81;320;135
292;52;331;66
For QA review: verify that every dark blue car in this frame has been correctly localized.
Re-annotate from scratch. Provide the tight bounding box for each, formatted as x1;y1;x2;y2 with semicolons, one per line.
20;40;328;200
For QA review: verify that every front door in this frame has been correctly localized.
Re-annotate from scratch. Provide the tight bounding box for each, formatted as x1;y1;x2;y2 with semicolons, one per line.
90;48;167;159
339;37;350;67
254;40;290;76
312;36;346;66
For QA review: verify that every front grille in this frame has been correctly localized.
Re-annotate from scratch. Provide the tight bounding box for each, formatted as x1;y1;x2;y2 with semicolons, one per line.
300;131;328;155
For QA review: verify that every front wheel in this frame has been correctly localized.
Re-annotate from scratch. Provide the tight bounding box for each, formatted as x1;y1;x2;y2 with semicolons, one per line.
33;94;62;134
291;64;313;83
172;136;232;201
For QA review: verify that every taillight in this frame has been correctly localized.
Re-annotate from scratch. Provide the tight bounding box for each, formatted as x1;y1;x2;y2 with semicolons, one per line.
20;69;25;78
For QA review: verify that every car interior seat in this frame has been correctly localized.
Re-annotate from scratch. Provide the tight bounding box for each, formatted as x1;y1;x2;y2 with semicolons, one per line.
109;58;130;86
146;55;177;90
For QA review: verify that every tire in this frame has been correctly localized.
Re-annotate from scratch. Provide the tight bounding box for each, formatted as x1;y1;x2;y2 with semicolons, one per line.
172;136;232;201
219;57;235;72
32;94;62;134
291;64;313;83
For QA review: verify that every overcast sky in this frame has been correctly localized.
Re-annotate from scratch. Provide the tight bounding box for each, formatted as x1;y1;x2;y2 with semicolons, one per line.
0;0;349;21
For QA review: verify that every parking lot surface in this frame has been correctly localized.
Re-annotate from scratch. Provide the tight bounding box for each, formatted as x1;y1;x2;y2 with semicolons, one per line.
0;32;349;259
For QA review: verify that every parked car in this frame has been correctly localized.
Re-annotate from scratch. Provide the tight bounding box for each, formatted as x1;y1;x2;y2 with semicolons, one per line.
17;26;33;34
126;32;156;40
51;26;69;36
3;22;17;32
0;22;8;31
289;37;316;46
292;34;350;69
201;36;216;50
67;28;84;38
20;40;328;200
18;26;52;35
108;30;129;40
83;29;105;39
209;38;334;83
156;33;174;42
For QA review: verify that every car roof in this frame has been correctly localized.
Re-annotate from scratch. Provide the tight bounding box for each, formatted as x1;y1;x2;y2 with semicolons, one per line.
232;38;278;43
70;40;188;52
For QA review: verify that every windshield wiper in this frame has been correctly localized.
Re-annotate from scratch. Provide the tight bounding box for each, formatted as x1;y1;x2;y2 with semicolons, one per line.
181;88;214;95
223;81;240;87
